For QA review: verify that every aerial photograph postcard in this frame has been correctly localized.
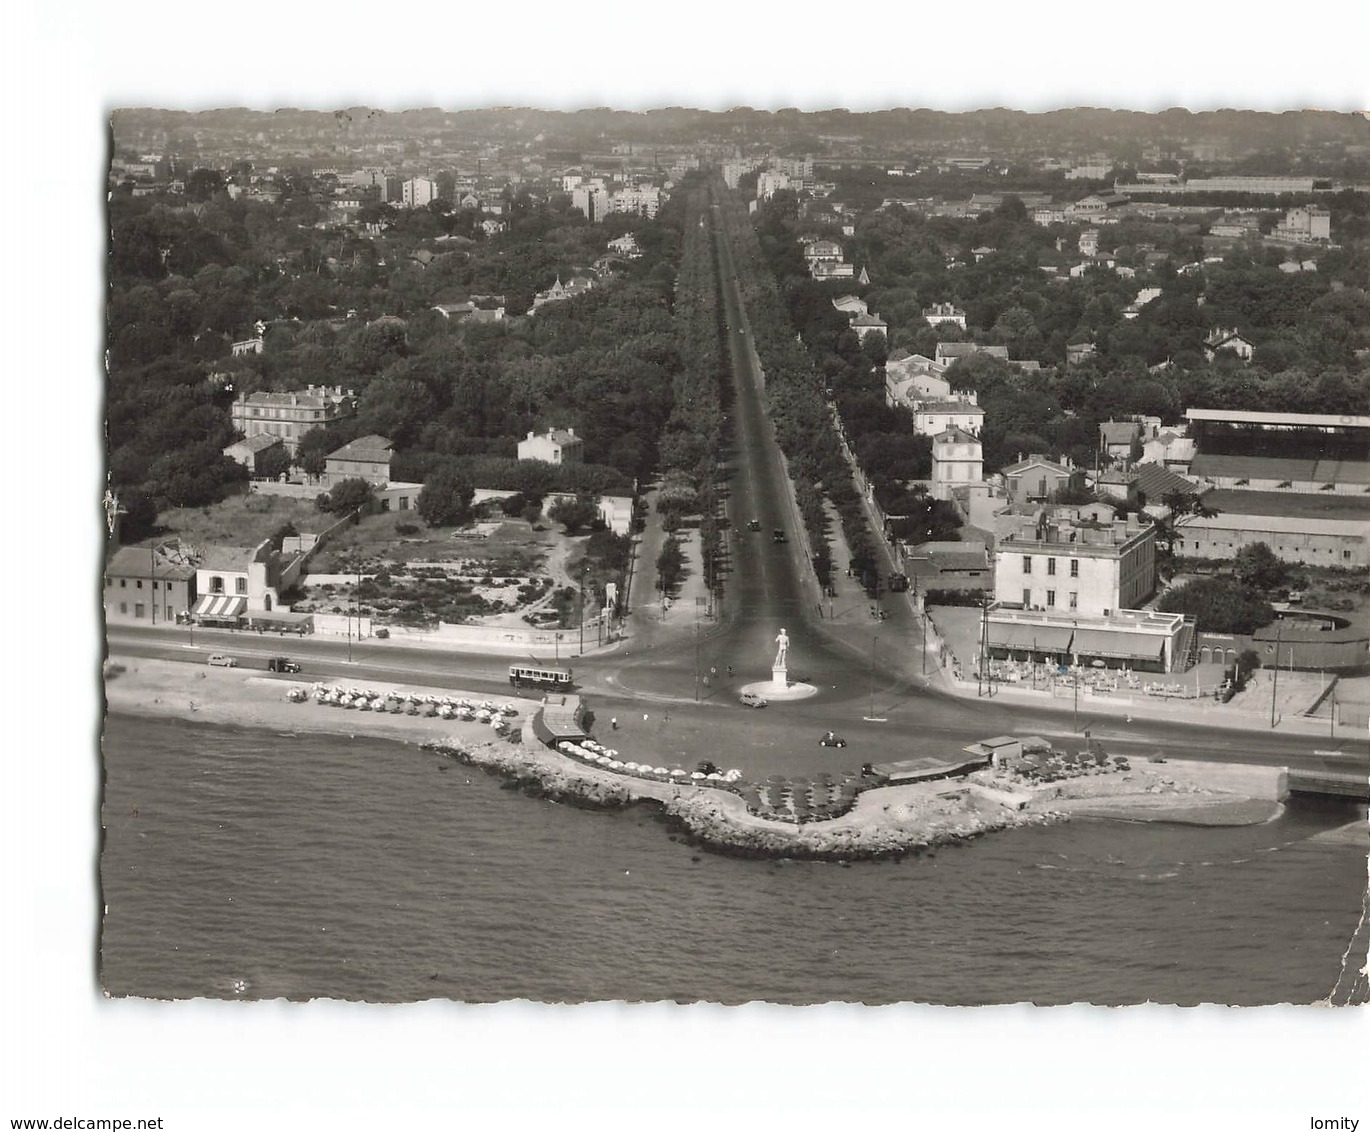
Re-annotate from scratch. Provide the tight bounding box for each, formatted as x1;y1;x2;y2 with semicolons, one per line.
98;102;1369;1012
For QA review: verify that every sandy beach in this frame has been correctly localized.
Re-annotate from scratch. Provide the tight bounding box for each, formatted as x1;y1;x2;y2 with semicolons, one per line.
102;655;541;748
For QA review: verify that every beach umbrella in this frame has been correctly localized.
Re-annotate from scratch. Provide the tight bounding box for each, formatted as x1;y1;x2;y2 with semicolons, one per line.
607;760;622;769
653;767;668;776
624;762;639;771
670;769;687;778
690;772;706;780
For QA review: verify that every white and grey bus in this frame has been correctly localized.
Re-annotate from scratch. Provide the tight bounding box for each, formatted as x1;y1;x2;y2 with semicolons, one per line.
508;664;574;690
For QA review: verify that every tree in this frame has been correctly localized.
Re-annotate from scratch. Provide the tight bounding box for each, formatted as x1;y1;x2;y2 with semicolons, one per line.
416;465;475;527
1156;577;1274;635
1234;542;1290;592
258;444;294;482
548;494;601;535
656;536;686;596
297;427;335;478
1152;490;1219;565
325;477;375;517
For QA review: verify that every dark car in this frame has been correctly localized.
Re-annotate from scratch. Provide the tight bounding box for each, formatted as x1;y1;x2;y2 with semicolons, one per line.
819;732;847;748
889;573;910;592
267;657;301;673
772;529;786;544
747;519;761;531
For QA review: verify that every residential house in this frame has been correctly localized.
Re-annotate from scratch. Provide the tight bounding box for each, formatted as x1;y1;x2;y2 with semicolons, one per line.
1203;327;1255;361
849;311;887;340
913;400;985;438
607;233;642;258
104;542;198;625
831;294;868;316
1093;461;1201;507
999;454;1085;504
231;384;355;456
518;428;584;465
1140;429;1195;470
811;261;855;280
902;541;990;592
231;336;264;357
528;276;594;314
935;342;1009;367
223;433;285;475
324;435;394;488
930;427;983;501
433;300;506;323
885;352;951;406
1066;342;1096;366
802;238;844;264
923;302;967;329
1099;419;1143;464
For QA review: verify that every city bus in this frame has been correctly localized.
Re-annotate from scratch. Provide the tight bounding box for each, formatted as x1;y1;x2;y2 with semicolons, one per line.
508;664;574;691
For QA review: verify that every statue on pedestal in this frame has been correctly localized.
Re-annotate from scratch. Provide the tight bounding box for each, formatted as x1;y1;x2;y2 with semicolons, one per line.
774;628;789;668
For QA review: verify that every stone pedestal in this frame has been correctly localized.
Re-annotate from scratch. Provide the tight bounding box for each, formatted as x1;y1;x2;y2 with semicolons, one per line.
771;664;788;690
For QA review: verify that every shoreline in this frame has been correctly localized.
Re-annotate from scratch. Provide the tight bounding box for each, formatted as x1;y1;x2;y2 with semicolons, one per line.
104;656;1298;860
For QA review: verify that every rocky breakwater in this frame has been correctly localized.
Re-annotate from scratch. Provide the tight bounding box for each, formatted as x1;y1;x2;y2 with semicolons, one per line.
421;733;1061;859
423;735;642;810
663;782;1062;860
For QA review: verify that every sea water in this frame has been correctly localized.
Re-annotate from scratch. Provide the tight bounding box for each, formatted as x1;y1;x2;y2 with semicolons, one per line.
98;713;1367;1005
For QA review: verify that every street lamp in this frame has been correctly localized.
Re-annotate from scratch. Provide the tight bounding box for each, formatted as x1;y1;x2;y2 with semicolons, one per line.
579;565;588;655
1270;617;1283;729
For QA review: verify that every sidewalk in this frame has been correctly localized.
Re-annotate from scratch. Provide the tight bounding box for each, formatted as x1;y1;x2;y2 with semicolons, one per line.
923;604;1366;742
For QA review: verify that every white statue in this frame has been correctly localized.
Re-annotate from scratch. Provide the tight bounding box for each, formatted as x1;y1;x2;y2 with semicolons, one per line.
774;628;789;668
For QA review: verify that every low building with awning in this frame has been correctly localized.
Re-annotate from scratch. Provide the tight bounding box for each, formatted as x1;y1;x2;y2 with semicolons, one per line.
983;606;1191;673
191;594;248;626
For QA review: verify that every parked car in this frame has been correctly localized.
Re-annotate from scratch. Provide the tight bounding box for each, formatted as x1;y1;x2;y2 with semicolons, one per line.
747;519;761;531
739;691;768;708
888;573;910;592
819;732;848;748
267;657;301;673
772;529;786;544
207;654;237;668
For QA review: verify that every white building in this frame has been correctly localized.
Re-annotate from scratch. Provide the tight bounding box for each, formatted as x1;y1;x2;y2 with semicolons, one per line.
994;510;1156;617
913;400;985;438
922;302;967;329
518;428;584;465
402;177;438;209
572;186;612;222
608;185;662;219
1273;206;1331;243
930;427;983;501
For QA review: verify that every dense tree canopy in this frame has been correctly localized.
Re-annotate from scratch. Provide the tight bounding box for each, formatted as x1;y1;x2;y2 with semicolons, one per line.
1156;576;1275;634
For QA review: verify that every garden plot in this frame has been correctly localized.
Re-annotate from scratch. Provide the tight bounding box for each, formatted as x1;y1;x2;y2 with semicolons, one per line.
295;560;557;629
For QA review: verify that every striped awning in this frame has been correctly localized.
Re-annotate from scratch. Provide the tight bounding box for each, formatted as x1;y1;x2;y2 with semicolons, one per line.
1071;628;1166;661
192;595;246;619
986;622;1074;653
